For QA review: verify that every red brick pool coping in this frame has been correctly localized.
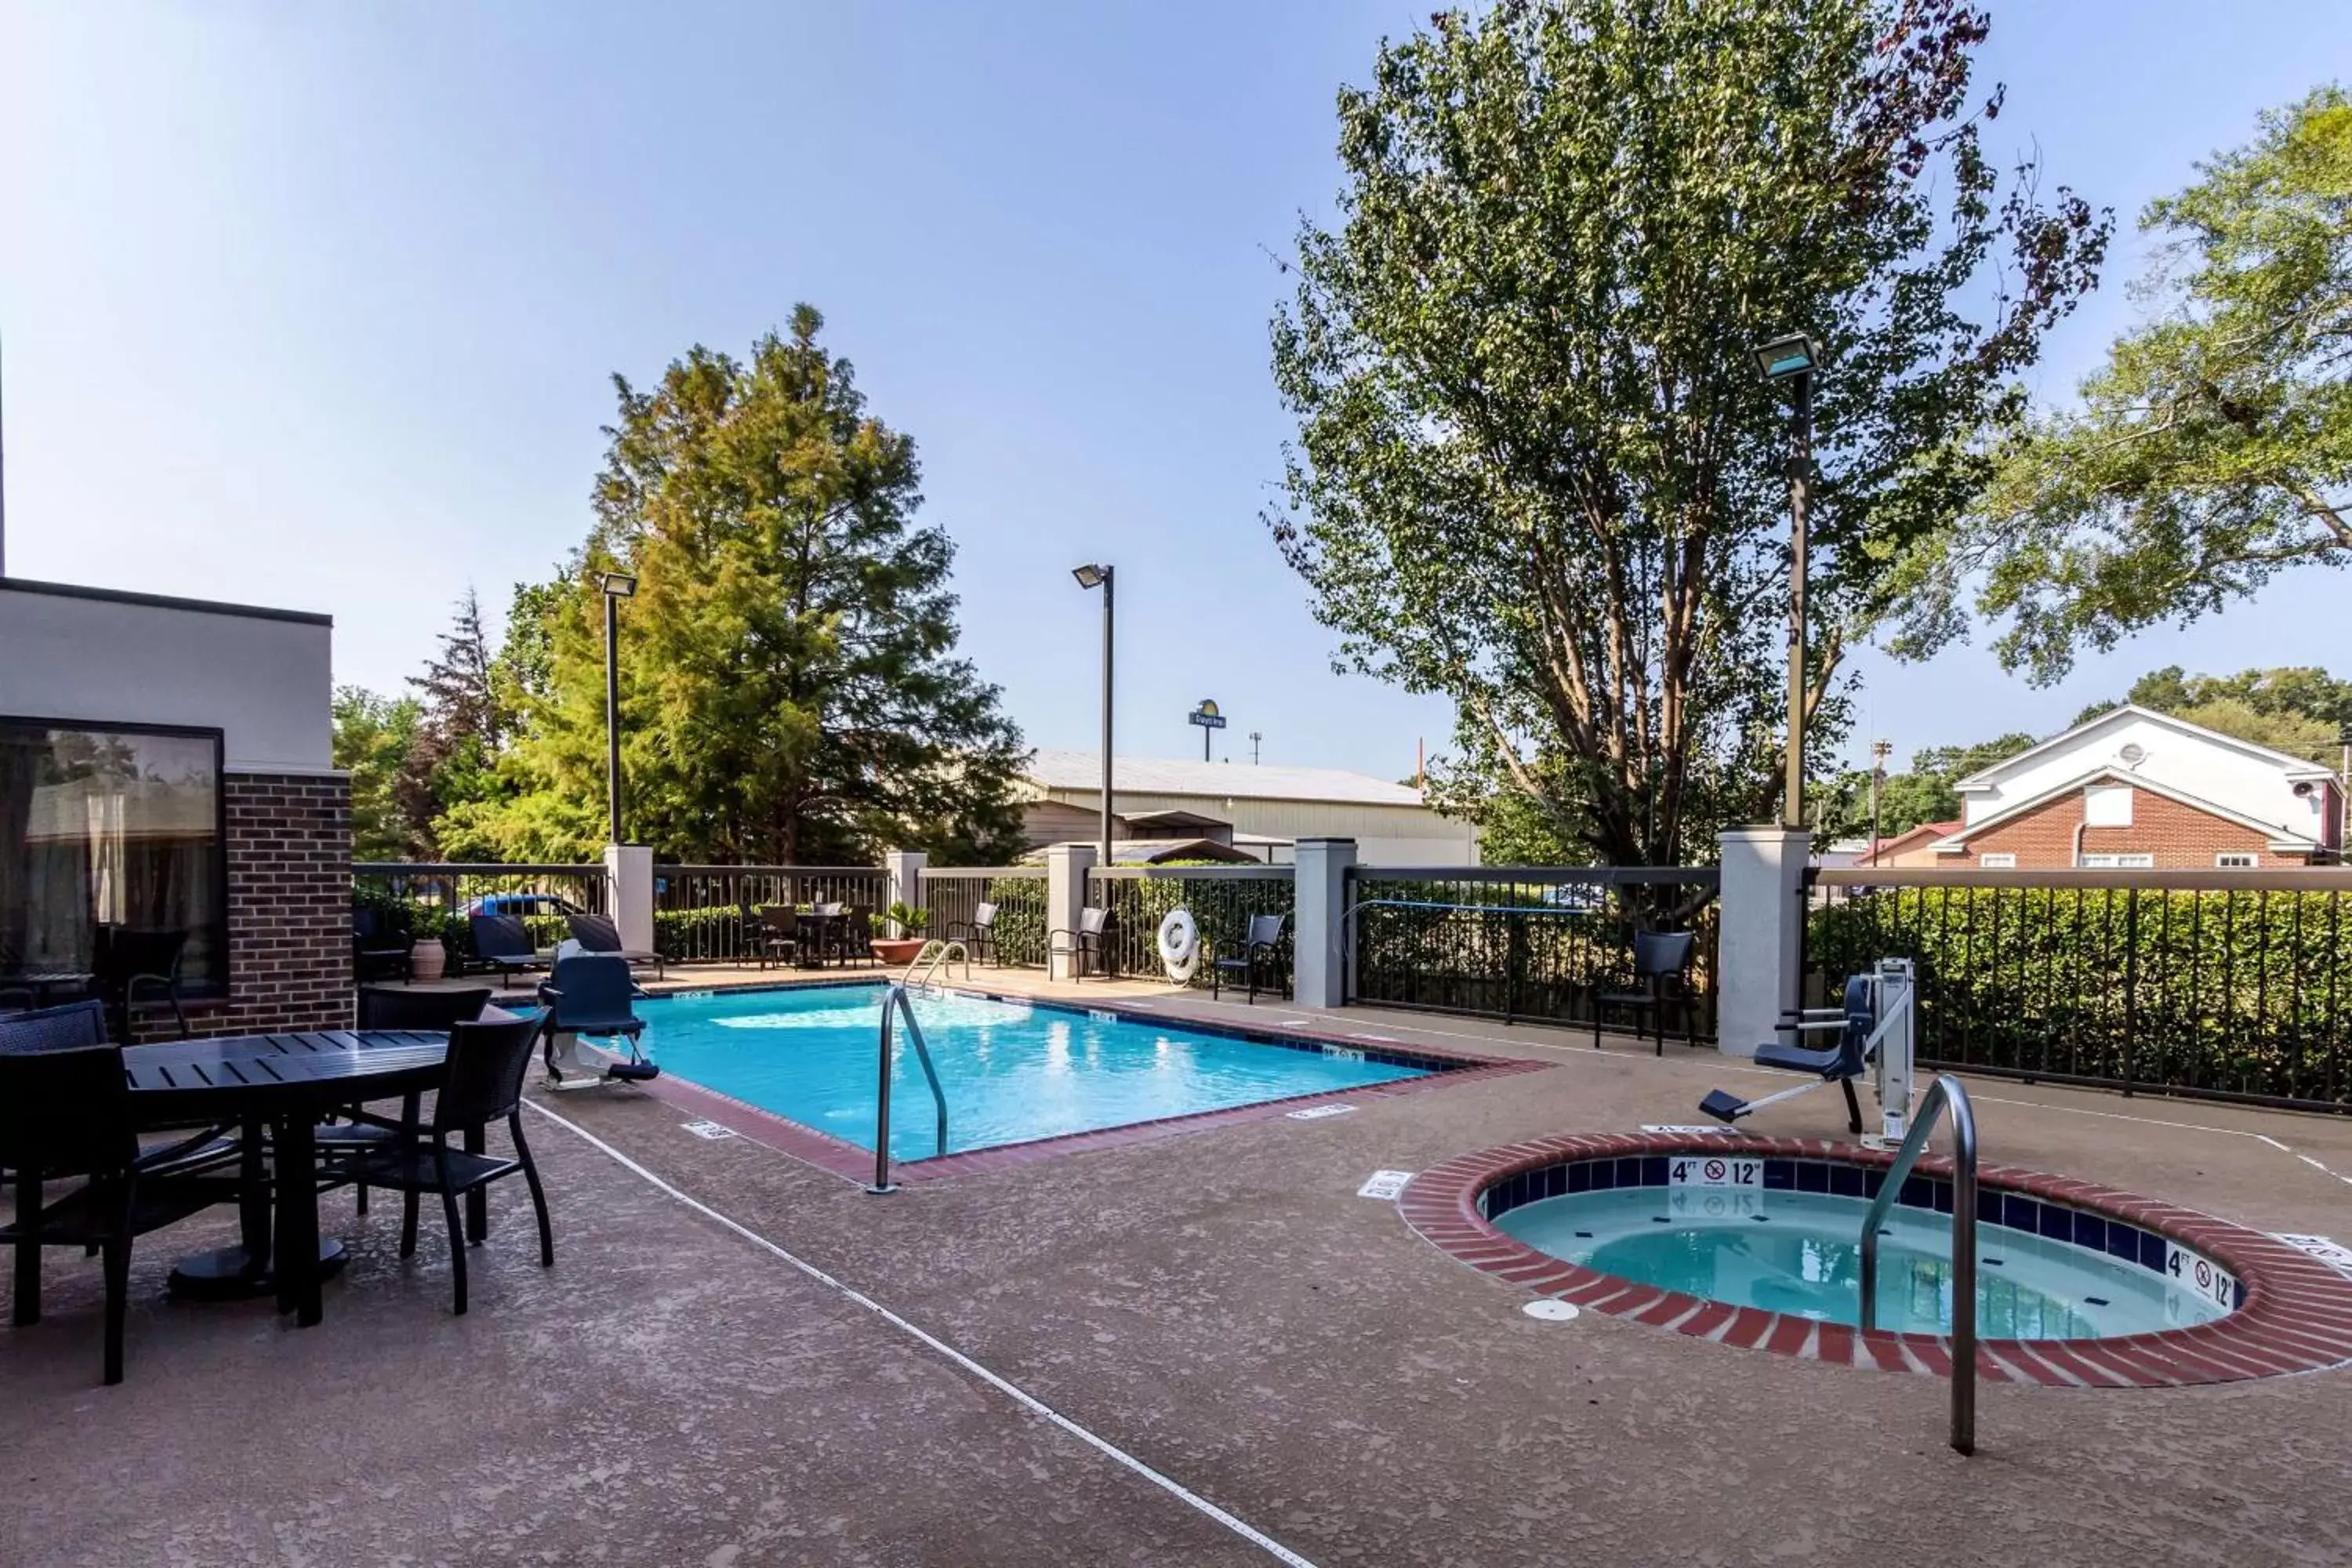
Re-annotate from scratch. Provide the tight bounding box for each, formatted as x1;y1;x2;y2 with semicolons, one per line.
1400;1131;2352;1388
635;986;1547;1184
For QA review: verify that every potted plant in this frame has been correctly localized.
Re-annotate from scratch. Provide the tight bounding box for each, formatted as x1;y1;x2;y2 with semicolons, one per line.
872;902;931;967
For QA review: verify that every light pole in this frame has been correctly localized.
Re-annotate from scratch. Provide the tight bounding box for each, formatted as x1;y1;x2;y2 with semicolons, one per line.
1755;331;1821;833
1073;564;1115;861
1868;739;1891;866
600;571;637;844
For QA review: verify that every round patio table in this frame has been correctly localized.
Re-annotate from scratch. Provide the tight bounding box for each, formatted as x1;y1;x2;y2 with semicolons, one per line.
122;1029;453;1326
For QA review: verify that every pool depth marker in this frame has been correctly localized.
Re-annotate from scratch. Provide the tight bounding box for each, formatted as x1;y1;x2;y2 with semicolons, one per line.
524;1099;1323;1568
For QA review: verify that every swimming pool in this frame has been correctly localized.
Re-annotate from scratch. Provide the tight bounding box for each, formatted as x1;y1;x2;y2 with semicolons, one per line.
622;985;1433;1160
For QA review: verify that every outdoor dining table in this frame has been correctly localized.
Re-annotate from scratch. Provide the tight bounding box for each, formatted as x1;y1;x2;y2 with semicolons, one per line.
795;910;845;968
110;1029;456;1327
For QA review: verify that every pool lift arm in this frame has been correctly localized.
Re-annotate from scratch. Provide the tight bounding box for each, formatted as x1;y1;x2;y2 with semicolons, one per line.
1699;958;1915;1143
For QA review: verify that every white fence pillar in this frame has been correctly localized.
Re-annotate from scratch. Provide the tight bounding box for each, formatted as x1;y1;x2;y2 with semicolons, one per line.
1293;836;1356;1009
1715;827;1810;1058
884;849;927;935
604;843;656;956
1045;843;1096;981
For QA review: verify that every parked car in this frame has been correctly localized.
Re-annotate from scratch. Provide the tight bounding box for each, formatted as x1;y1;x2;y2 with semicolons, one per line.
463;892;586;920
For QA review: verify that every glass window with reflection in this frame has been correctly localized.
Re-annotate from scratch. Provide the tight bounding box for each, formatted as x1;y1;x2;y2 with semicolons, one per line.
0;720;226;1000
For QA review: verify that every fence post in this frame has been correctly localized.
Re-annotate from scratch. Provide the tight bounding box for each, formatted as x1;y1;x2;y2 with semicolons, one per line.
1045;843;1096;981
1294;837;1356;1009
604;844;655;956
884;849;927;935
1715;827;1810;1059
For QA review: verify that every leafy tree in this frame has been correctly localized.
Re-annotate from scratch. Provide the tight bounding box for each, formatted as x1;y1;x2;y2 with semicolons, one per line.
2076;664;2352;763
332;686;426;859
1896;88;2352;681
474;310;1028;864
1269;0;2107;866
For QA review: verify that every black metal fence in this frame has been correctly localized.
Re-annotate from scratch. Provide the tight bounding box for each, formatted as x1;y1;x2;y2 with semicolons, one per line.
1809;867;2352;1112
351;863;607;968
1345;866;1719;1037
652;866;891;963
917;868;1048;967
1086;866;1297;991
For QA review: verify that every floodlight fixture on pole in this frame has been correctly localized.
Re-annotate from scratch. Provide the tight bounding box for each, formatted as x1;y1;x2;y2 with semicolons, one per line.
1755;329;1820;832
1073;564;1116;860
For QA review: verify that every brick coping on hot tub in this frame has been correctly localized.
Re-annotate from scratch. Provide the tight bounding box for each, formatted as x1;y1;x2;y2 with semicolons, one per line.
1399;1131;2352;1388
626;982;1548;1184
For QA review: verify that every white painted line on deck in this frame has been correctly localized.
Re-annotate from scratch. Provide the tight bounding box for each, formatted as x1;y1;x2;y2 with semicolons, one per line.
523;1099;1321;1568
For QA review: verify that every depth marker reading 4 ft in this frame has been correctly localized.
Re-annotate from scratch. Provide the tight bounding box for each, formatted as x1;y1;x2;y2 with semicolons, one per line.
1667;1155;1760;1189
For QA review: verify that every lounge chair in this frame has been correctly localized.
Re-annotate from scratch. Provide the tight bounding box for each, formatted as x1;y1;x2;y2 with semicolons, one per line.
1591;930;1698;1056
330;1013;555;1315
1210;913;1288;1004
564;913;665;981
467;913;554;982
944;902;1000;967
1047;907;1113;980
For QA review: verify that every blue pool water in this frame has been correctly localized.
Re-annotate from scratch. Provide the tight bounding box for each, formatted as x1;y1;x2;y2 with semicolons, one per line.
622;985;1430;1160
1495;1187;2229;1339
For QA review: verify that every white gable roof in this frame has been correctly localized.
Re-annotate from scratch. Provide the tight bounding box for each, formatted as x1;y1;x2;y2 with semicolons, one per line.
1947;704;2336;844
1025;750;1423;807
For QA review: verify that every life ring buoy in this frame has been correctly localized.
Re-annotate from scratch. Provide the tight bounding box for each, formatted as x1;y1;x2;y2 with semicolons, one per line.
1157;908;1200;982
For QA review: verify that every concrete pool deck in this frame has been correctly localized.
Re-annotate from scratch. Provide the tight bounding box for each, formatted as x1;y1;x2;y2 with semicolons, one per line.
8;975;2352;1566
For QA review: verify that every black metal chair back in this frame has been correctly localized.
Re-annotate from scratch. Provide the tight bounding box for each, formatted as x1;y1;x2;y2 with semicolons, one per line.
469;913;537;963
0;1044;135;1181
96;927;186;987
0;999;110;1054
566;913;623;952
431;1014;544;1136
539;953;643;1035
1633;930;1696;979
356;985;492;1032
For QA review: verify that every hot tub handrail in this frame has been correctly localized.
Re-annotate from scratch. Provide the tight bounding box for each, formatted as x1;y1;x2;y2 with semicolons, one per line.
866;982;949;1195
1857;1072;1978;1456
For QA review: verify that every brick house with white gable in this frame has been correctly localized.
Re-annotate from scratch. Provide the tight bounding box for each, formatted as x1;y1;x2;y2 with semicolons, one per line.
1918;705;2342;870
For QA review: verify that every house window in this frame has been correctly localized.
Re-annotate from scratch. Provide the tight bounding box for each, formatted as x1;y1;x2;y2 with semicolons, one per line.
1977;853;2017;869
0;720;227;1000
2084;785;2133;827
2215;852;2258;869
2077;852;2155;869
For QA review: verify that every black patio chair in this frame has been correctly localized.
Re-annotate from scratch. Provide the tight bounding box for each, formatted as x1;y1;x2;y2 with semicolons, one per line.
839;907;877;968
535;953;655;1084
93;927;189;1040
1047;907;1114;981
944;902;999;967
467;913;553;982
1591;930;1699;1056
322;986;497;1215
755;906;799;970
2;1044;225;1382
329;1013;554;1315
1210;913;1289;1004
0;1001;239;1183
350;905;414;983
563;913;665;981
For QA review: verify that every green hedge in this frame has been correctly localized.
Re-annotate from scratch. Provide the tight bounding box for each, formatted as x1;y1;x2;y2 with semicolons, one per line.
1810;886;2352;1107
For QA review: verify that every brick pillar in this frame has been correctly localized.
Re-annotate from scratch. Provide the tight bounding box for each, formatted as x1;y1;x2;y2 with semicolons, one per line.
208;771;353;1038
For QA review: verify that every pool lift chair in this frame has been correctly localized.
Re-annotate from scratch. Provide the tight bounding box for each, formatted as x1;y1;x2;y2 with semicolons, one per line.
536;948;661;1091
1699;957;1916;1144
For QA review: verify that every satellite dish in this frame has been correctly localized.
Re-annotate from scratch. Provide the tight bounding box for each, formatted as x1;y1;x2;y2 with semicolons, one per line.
2119;742;2147;767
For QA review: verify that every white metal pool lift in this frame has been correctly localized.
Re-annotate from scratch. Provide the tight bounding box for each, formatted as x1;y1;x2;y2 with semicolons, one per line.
1700;957;1916;1145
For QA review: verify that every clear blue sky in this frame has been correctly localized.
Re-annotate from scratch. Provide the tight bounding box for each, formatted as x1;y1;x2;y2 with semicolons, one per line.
0;2;2343;782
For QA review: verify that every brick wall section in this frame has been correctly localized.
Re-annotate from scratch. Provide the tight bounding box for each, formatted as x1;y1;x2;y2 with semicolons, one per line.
1951;781;2313;870
132;771;353;1040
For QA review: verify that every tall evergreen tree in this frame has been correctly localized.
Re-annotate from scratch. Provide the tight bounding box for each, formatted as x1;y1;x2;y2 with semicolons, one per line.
478;309;1027;864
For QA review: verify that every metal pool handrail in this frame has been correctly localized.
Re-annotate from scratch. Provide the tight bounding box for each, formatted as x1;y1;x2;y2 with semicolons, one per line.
867;982;948;1194
1857;1073;1979;1455
901;938;969;991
